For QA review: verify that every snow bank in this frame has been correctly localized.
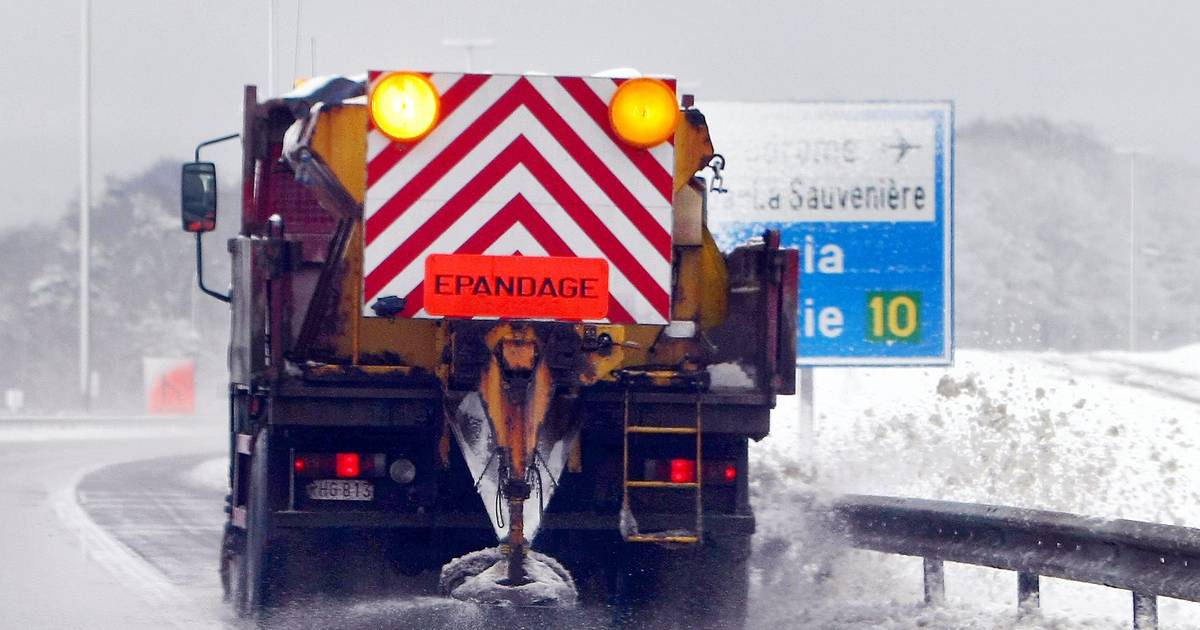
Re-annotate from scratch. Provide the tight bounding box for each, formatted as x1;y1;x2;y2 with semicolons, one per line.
0;424;212;443
1097;344;1200;379
183;457;226;492
748;349;1200;629
804;350;1200;524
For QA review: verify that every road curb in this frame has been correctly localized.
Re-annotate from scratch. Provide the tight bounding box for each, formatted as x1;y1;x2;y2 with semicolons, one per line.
51;463;222;629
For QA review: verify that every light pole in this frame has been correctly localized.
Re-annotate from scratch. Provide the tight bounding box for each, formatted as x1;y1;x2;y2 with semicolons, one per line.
267;0;275;96
79;0;91;409
441;38;495;72
291;0;304;82
1114;147;1148;352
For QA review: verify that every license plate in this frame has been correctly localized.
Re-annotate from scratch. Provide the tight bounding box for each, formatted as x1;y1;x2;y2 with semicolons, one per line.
306;479;374;501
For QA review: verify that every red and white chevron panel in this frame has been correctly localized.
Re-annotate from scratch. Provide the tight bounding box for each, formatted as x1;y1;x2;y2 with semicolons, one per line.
362;72;675;324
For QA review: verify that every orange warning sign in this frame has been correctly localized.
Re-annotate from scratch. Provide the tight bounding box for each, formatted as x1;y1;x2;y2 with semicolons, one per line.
143;358;195;415
424;254;610;320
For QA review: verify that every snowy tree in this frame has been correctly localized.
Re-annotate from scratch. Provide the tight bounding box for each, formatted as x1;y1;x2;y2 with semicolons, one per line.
0;160;234;412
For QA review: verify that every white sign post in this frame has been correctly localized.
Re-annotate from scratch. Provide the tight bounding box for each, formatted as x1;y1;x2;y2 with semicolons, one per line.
4;389;23;414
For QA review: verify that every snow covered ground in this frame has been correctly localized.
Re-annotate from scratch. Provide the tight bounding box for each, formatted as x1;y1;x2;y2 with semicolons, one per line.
19;349;1198;628
749;346;1200;629
0;417;216;444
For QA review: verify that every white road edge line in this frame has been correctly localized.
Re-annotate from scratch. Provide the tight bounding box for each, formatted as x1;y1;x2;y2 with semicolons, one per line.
51;464;222;629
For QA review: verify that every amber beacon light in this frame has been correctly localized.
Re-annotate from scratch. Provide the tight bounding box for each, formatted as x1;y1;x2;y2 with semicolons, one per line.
608;78;679;148
370;72;441;142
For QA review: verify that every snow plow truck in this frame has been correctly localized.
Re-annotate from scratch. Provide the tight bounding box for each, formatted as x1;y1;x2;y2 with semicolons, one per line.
180;71;798;625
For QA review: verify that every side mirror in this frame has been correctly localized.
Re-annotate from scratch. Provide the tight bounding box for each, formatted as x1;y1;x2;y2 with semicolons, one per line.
181;162;217;233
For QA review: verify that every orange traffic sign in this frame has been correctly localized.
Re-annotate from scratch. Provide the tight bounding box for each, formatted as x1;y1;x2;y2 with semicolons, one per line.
423;253;609;320
143;358;195;415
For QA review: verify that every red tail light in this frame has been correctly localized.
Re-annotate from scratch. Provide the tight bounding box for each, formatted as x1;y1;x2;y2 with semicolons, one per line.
336;452;361;478
644;458;736;485
294;452;386;478
669;458;696;483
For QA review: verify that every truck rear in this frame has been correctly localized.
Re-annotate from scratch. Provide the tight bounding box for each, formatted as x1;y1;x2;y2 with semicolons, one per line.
181;71;798;625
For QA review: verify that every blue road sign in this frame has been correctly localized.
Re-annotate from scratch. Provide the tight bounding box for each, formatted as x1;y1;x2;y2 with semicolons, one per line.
705;102;954;365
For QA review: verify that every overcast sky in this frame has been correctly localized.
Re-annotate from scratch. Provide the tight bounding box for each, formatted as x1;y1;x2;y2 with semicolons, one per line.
0;0;1196;230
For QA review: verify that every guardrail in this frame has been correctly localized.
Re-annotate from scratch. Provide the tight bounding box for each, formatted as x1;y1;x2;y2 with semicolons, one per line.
0;415;203;422
826;494;1200;630
0;415;222;442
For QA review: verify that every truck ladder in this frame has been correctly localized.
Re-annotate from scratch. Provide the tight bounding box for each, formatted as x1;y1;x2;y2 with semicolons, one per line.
621;388;703;544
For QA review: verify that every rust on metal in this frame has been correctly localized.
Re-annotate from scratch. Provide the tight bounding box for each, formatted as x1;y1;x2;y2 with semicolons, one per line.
468;324;564;584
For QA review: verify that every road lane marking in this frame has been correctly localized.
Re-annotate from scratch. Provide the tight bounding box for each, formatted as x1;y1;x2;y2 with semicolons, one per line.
52;466;224;629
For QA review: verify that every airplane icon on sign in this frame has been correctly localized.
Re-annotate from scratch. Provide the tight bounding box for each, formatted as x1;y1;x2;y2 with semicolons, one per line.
885;131;921;163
